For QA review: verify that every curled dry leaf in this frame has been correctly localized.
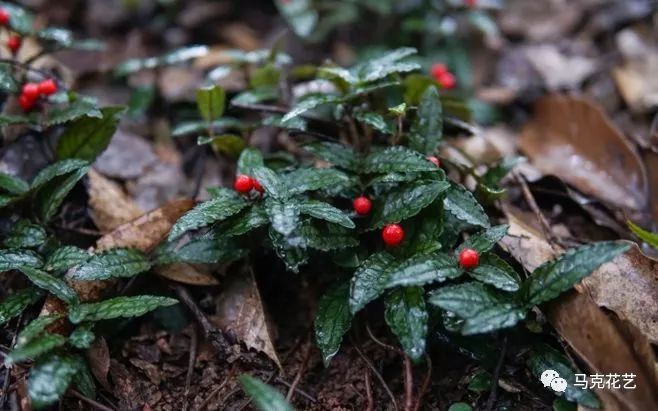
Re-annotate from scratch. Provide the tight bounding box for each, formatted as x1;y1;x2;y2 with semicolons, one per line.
212;270;281;368
520;94;648;210
88;168;143;233
500;207;658;411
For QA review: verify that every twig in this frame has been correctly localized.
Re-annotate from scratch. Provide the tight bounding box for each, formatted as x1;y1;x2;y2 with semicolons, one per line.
366;324;399;353
413;354;432;411
69;389;115;411
197;365;237;411
285;342;312;402
182;326;198;411
364;369;374;411
513;172;560;252
485;335;508;411
351;339;398;411
403;355;414;411
274;377;317;403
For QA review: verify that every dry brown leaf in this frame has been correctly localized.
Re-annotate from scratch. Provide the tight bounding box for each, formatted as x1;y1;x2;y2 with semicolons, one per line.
87;337;111;391
643;150;658;224
212;270;281;368
520;94;648;210
500;207;658;411
88;168;143;233
154;262;219;286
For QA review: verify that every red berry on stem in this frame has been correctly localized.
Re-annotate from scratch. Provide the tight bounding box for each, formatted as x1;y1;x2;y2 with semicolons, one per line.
353;196;372;215
38;79;58;96
234;174;254;193
252;178;264;193
438;72;456;89
459;248;480;269
430;63;448;81
0;8;10;26
426;156;440;167
18;94;34;112
382;224;404;246
22;83;40;101
7;35;21;54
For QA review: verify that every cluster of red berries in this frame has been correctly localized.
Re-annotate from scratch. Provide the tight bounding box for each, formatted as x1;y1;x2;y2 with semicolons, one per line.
0;8;22;55
233;174;264;194
430;63;456;90
18;79;58;112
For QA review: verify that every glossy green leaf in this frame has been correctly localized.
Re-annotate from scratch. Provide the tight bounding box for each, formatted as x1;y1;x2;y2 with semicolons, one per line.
28;353;78;409
303;141;360;171
72;357;96;399
371;180;449;228
68;295;178;324
0;172;29;195
628;220;658;249
4;220;46;248
5;333;66;365
444;183;490;228
355;47;418;81
457;225;509;254
156;232;244;265
16;314;64;347
30;159;89;190
265;198;300;236
481;156;525;187
0;63;18;93
252;166;288;200
17;266;78;305
239;374;294;411
33;165;89;222
115;45;209;76
44;246;90;272
275;0;318;38
285;168;350;195
70;248;151;281
524;242;630;306
384;252;461;288
469;254;521;292
0;289;43;326
269;229;308;273
409;86;442;154
527;344;600;408
68;324;95;349
55;106;124;162
384;287;427;361
172;117;245;137
282;93;341;123
219;205;269;237
46;97;102;126
0;249;43;271
1;2;34;34
448;403;473;411
364;146;438;174
237;148;265;175
196;85;225;122
354;111;394;134
314;282;352;366
301;221;358;251
349;252;395;313
169;192;247;240
299;199;354;229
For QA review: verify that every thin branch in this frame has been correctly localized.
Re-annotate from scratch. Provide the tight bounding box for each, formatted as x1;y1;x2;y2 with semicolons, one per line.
274;377;316;403
285;342;312;402
485;335;508;411
403;355;414;411
351;338;398;411
182;325;198;411
364;369;374;411
69;389;115;411
413;354;432;411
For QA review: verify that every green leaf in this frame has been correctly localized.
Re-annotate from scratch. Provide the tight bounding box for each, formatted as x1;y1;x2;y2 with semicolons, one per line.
467;371;492;392
232;87;278;105
239;375;294;411
0;63;19;93
4;220;46;248
299;199;354;229
17;266;78;305
303;141;360;171
408;86;442;154
349;252;395;313
203;134;245;157
33;164;89;222
285;168;350;195
45;246;90;272
219;205;269;237
457;225;509;254
237;148;265;175
68;324;95;349
115;45;209;76
319;66;357;85
28;353;78;409
252;166;288;200
355;47;419;82
444;183;489;228
196;85;225;122
169;192;247;240
70;248;151;281
265;198;300;236
16;314;64;347
523;242;630;306
30;159;89;189
0;249;43;271
1;2;34;34
172;117;245;137
314;282;352;366
527;344;600;408
384;287;428;361
448;403;473;411
46;97;102;126
55;106;124;162
68;295;178;324
0;289;43;326
384;252;461;288
5;333;66;365
156;232;244;265
371;180;449;228
282;93;341;123
428;282;526;335
71;357;96;399
269;229;308;273
0;172;29;195
354;111;394;134
481;156;525;187
364;146;438;174
469;254;521;292
628;220;658;249
301;221;358;251
250;64;281;88
275;0;318;38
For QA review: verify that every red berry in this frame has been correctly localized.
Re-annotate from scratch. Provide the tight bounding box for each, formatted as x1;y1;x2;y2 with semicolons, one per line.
382;224;404;246
252;178;264;193
0;9;10;26
234;174;254;193
353;196;372;215
465;0;477;7
22;83;40;101
459;248;480;269
38;79;58;96
438;72;456;90
426;156;441;167
7;35;21;54
18;94;34;112
430;63;448;81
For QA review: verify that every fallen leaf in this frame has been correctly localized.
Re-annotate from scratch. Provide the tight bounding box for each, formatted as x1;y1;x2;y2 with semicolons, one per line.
643;150;658;224
212;270;281;368
500;207;658;411
520;94;648;210
87;337;111;391
612;28;658;112
88;168;143;232
94;129;158;180
524;45;596;90
154;262;219;286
